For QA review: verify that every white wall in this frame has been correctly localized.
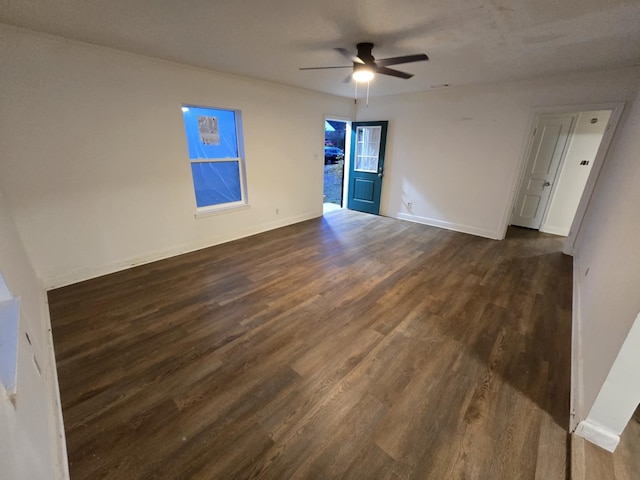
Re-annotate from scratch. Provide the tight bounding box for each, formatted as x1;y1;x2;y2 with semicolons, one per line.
541;110;611;236
0;186;67;478
0;25;354;288
588;313;640;432
355;69;640;239
572;89;640;448
575;311;640;451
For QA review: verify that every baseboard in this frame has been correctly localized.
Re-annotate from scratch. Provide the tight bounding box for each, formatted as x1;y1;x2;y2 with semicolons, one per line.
570;257;583;432
539;224;570;236
574;419;620;452
42;211;320;290
40;290;70;479
392;212;501;240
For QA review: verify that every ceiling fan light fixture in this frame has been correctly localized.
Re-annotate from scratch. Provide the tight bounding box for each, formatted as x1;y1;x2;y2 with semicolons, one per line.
352;67;374;83
299;43;428;85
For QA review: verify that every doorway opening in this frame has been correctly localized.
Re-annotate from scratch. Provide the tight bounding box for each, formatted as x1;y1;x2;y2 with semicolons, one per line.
323;119;348;214
510;107;619;238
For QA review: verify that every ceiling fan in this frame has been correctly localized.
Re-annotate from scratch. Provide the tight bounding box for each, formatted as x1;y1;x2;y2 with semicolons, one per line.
300;42;429;82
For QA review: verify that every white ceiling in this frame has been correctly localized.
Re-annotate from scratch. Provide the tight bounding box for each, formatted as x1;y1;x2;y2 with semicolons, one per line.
2;0;640;98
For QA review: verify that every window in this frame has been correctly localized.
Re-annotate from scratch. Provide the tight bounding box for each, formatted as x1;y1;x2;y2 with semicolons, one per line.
354;125;382;172
0;271;18;399
181;105;247;212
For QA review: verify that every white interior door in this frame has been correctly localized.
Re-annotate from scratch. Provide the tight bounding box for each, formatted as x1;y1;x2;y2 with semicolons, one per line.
512;114;575;229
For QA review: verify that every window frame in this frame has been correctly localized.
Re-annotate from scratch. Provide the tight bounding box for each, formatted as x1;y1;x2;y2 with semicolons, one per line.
181;104;249;216
353;125;382;173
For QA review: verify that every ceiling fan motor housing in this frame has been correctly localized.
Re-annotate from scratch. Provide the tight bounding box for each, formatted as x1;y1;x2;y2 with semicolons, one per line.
356;42;375;64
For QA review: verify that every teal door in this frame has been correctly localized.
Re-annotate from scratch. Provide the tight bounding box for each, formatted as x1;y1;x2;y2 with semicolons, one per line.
347;121;388;214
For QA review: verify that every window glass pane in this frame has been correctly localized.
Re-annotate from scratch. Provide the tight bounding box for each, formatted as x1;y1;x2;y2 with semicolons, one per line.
182;106;238;159
354;126;381;172
191;161;241;207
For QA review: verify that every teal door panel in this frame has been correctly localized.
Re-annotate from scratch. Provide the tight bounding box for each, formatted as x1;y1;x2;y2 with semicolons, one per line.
347;121;388;214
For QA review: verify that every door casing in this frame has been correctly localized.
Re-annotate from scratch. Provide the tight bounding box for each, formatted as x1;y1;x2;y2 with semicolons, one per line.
511;113;577;229
501;102;625;251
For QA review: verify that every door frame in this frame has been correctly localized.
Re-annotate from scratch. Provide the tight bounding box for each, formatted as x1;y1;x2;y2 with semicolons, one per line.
511;112;579;230
499;102;625;252
322;115;352;209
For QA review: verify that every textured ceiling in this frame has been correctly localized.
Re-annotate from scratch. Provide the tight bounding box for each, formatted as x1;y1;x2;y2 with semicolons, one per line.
1;0;640;98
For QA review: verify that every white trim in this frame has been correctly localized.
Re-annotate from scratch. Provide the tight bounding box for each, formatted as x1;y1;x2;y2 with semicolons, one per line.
42;211;320;290
539;224;569;236
41;289;70;479
236;110;249;206
393;212;501;240
190;157;242;163
499;102;626;243
574;419;620;452
570;254;584;432
195;203;250;219
183;105;250;212
537;113;579;231
509;112;578;231
353;125;383;173
497;110;540;240
563;102;625;254
343;121;352;208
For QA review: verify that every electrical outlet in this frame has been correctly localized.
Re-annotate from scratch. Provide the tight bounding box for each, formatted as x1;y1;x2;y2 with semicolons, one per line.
275;208;279;215
407;201;412;209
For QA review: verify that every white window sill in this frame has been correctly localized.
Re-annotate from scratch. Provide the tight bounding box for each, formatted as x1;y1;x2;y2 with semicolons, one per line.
194;203;251;219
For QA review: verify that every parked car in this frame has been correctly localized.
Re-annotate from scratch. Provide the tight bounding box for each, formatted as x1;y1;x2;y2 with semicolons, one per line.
324;146;344;164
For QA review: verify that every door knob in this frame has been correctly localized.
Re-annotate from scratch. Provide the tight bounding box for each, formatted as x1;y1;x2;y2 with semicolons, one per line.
543;181;551;187
378;173;383;178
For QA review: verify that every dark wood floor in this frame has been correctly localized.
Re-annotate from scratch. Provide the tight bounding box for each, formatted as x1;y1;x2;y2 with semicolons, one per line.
48;209;573;479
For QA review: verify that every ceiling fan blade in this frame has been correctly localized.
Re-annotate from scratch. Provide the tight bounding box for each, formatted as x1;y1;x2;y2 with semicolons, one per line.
376;54;429;67
299;66;353;70
334;47;365;64
375;66;414;79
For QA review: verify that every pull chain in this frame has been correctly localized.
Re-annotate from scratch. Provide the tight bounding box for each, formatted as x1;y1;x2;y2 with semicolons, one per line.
366;81;370;107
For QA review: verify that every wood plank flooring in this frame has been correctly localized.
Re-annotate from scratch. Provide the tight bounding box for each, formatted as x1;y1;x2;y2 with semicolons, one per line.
48;209;573;479
572;410;640;480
